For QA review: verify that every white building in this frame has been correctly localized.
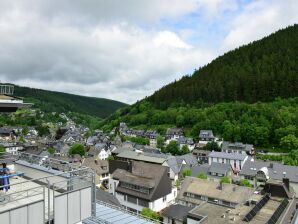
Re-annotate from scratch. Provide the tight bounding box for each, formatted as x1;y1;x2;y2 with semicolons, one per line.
208;151;248;173
109;161;177;213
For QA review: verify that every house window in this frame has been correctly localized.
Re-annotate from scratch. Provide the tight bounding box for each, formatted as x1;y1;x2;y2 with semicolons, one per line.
138;198;149;207
127;195;137;204
163;196;167;202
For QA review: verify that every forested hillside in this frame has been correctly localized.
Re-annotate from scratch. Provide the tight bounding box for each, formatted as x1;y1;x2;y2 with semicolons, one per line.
101;25;298;150
149;25;298;109
13;85;127;118
102;98;298;149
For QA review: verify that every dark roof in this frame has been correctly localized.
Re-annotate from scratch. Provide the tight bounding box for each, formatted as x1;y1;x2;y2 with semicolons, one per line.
96;189;121;207
221;141;253;152
166;154;198;174
162;204;192;221
191;163;231;177
209;151;248;160
166;127;183;135
112;161;171;201
209;162;231;175
0;127;14;134
82;158;109;175
192;149;211;155
191;164;210;176
199;130;214;139
116;150;167;164
240;159;298;183
177;136;194;145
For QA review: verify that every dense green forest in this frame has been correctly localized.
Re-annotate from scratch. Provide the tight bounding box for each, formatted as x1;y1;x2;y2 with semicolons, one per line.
13;84;127;118
102;98;298;150
149;25;298;108
101;25;298;153
0;109;102;132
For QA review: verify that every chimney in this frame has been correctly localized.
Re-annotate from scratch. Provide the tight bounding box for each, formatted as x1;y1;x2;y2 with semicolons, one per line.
268;163;273;169
283;178;290;191
219;182;223;190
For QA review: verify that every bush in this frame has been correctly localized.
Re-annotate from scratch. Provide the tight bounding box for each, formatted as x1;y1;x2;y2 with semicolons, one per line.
107;155;115;161
48;147;55;155
239;179;253;187
165;140;180;155
197;171;207;179
203;141;220;151
182;168;192;177
220;176;231;184
175;179;181;188
69;143;85;156
140;208;159;220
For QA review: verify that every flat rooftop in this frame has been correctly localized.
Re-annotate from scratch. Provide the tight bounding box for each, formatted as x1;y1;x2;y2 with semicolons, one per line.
187;196;285;224
84;202;154;224
180;177;254;204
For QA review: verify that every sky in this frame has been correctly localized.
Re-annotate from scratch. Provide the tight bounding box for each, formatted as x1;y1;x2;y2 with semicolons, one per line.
0;0;298;104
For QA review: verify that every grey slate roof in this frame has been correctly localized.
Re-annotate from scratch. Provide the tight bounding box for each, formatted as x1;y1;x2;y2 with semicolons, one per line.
209;162;231;175
178;153;198;166
177;136;194;145
96;189;121;207
82;158;109;175
221;141;253;152
166;156;183;174
161;204;192;221
199;130;214;139
112;161;171;201
112;147;133;155
191;163;231;177
116;150;167;164
166;127;183;136
240;159;298;183
209;151;247;160
191;164;210;176
166;154;198;174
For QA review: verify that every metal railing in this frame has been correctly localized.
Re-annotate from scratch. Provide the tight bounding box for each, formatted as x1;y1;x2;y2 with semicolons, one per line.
94;200;164;224
0;153;96;223
0;84;14;95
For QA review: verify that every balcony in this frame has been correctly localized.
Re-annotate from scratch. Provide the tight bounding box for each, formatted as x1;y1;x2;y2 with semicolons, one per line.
0;152;95;224
0;152;161;224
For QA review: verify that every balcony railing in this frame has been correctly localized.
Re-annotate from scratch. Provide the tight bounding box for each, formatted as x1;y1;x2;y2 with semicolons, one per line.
0;152;96;224
0;84;14;95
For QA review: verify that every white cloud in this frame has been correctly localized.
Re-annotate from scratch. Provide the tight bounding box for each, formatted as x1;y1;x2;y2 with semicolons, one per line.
197;0;238;18
0;10;215;103
223;0;298;51
0;0;297;105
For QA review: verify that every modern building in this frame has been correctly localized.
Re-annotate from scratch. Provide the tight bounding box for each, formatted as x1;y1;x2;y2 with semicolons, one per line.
109;161;177;213
208;151;248;173
0;152;95;224
0;84;31;112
